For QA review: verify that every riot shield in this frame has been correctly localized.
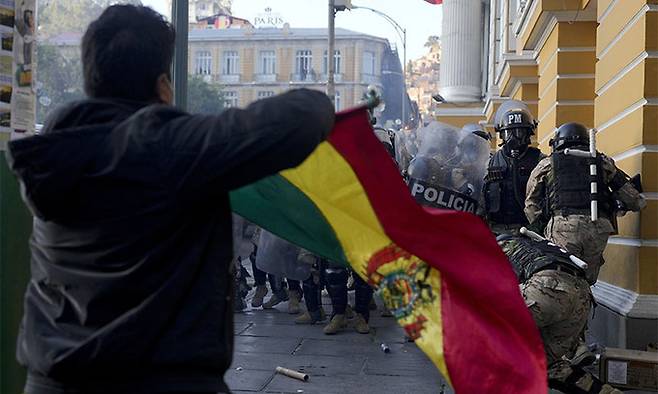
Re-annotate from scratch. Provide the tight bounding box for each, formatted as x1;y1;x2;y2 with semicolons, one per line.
407;121;489;213
255;230;312;281
394;128;414;175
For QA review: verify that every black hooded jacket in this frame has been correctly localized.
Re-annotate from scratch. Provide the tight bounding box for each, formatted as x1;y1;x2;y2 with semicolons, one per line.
7;89;334;394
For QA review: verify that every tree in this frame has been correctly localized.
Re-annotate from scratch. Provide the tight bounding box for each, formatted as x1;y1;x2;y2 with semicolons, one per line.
187;75;226;114
38;0;143;38
424;35;440;50
36;45;85;124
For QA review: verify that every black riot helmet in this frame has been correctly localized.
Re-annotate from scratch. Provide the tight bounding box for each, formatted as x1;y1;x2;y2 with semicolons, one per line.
551;122;589;152
494;103;537;157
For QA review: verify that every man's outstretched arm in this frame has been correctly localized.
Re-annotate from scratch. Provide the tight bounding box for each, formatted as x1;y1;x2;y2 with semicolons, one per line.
159;89;335;194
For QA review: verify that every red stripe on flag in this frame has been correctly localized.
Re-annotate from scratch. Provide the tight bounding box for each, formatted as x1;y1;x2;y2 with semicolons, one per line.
328;107;547;394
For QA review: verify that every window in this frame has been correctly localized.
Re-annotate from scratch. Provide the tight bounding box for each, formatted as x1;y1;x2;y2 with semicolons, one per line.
259;50;276;75
222;50;239;75
224;91;239;108
323;50;341;74
257;91;275;99
295;50;312;78
362;51;376;75
195;50;212;75
334;90;341;111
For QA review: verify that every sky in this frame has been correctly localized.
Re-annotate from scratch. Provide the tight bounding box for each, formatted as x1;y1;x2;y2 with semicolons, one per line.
141;0;443;61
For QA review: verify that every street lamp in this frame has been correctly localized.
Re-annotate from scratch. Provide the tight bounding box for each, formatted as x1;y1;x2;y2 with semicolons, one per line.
351;5;407;125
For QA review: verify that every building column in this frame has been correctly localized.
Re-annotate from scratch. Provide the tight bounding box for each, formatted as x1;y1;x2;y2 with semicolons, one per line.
535;21;597;151
438;0;484;102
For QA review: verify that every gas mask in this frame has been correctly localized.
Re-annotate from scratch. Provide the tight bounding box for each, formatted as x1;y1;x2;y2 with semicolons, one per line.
500;127;530;158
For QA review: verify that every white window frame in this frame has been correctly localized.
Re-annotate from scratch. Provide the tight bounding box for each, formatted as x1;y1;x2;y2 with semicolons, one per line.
222;50;240;75
258;50;276;75
334;90;341;111
194;50;212;75
362;51;376;75
323;50;341;75
295;50;313;77
257;91;275;99
224;91;239;108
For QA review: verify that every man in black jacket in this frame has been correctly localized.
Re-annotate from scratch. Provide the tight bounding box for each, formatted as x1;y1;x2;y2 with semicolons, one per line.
7;5;334;394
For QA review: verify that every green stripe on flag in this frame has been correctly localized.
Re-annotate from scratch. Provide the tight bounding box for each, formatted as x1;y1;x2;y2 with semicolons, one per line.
230;174;347;265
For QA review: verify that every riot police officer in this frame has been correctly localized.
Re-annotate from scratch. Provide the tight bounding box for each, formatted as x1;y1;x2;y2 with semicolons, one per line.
498;234;621;394
484;101;544;234
525;122;646;284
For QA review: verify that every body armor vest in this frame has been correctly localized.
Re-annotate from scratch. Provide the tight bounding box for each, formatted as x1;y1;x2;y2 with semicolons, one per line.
485;147;542;225
499;236;585;283
547;152;611;217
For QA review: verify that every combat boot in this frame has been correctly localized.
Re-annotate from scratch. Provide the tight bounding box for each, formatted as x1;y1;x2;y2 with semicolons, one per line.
354;313;370;334
251;285;268;308
323;314;347;335
288;290;302;314
295;309;323;324
263;294;282;309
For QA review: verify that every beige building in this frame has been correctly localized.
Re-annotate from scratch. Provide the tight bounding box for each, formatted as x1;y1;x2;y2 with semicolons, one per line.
166;0;233;21
188;26;409;122
407;43;441;117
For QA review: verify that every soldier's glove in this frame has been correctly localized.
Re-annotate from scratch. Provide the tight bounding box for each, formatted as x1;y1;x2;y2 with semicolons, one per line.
526;219;547;235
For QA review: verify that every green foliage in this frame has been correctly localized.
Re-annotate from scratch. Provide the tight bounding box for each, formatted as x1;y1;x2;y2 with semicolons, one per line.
38;0;144;38
187;75;226;114
424;35;440;48
36;45;85;124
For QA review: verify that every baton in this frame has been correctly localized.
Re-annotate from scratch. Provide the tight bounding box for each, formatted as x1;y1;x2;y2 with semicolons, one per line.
520;227;588;270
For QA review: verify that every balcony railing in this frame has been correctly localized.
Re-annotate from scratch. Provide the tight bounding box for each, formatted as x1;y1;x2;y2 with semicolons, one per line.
320;73;343;83
216;74;240;84
255;73;277;83
290;71;317;83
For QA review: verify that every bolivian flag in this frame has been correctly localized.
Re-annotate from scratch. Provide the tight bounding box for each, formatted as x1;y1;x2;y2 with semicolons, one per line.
230;108;547;393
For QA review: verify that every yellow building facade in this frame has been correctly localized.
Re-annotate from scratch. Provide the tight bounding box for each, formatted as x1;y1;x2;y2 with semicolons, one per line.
438;0;657;349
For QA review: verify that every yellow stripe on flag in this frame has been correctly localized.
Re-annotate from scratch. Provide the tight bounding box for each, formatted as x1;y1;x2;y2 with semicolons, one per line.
281;142;450;382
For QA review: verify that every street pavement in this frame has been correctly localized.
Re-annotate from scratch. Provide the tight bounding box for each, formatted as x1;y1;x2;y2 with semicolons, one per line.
227;283;654;394
227;288;450;394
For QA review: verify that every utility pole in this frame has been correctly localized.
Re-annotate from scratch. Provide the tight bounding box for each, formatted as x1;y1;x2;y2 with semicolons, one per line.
172;0;189;110
327;0;335;104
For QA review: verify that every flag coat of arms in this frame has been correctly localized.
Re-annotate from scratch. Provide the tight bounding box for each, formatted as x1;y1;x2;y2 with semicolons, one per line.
230;107;547;393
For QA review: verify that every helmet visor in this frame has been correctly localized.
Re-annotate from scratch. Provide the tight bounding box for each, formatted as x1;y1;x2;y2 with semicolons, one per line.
501;127;529;142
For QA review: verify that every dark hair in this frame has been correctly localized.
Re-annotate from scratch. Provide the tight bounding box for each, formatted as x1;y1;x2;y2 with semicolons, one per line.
82;5;175;102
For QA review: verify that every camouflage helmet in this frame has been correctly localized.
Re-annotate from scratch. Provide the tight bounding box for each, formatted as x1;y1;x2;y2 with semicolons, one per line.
551;122;589;151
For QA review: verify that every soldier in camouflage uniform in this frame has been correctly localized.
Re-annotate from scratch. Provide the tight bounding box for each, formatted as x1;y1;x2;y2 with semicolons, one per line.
498;235;621;394
525;123;646;285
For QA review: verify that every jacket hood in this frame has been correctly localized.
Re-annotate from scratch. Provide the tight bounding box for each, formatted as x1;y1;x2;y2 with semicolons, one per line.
6;99;149;221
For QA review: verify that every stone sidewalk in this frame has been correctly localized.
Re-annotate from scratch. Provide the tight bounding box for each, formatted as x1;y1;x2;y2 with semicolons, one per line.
226;285;653;394
226;290;450;394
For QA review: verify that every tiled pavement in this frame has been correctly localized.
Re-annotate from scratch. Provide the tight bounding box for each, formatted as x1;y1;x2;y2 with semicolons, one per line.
227;290;450;394
227;286;654;394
